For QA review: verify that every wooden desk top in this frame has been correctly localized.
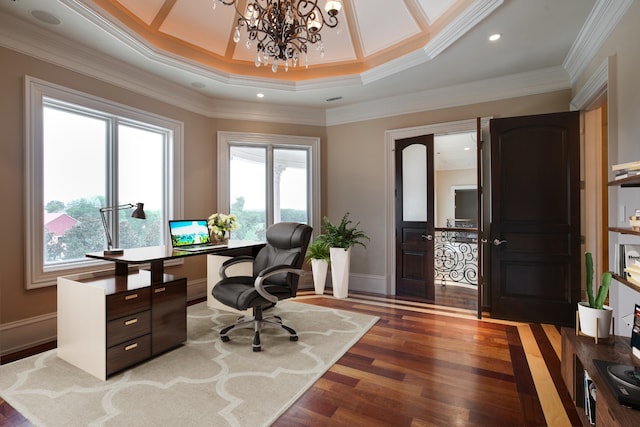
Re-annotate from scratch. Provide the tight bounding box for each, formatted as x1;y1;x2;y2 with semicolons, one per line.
86;240;265;265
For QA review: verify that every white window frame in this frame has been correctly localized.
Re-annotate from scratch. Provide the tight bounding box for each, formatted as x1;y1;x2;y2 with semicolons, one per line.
217;131;321;236
25;76;184;289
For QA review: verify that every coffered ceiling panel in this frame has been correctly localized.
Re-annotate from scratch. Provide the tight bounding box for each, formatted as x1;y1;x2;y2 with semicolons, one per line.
351;0;421;57
159;0;236;57
115;0;164;25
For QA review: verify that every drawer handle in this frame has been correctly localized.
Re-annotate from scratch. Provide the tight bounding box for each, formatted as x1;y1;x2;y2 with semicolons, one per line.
124;343;139;351
124;293;138;300
155;287;166;293
124;318;138;326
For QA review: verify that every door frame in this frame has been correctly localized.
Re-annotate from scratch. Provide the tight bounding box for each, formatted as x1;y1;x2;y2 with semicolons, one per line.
384;118;490;303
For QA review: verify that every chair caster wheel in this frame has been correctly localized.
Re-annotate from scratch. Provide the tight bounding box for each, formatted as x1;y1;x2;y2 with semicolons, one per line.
290;336;298;342
221;336;230;342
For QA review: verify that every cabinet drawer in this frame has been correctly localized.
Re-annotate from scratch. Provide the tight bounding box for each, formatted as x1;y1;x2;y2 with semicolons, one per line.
106;334;151;376
106;288;150;320
106;310;151;347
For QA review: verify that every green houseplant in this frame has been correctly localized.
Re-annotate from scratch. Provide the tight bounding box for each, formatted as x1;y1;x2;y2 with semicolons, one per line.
578;252;613;340
322;213;369;298
305;237;331;295
321;213;369;250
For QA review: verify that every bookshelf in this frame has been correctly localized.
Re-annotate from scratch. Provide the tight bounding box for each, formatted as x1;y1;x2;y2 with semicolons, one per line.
608;174;640;293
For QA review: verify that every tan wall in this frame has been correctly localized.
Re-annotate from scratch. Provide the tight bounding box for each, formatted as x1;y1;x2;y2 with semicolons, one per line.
436;169;477;228
0;46;324;332
6;0;640;346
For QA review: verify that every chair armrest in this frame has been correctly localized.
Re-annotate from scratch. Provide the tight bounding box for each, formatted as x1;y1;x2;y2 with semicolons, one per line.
254;265;305;303
219;255;254;279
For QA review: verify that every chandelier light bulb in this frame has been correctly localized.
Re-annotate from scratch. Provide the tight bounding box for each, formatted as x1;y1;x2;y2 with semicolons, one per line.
325;1;342;17
272;59;278;73
211;0;217;11
233;27;241;43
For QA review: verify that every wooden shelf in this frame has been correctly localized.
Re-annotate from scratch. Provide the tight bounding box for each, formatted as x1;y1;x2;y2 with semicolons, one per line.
609;226;640;237
612;273;640;293
608;175;640;187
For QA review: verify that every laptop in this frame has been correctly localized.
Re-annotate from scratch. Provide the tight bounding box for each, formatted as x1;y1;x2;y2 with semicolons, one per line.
168;219;226;252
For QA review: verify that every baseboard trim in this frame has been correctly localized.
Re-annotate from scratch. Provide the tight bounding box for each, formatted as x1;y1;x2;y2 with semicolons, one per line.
0;279;208;357
0;312;57;357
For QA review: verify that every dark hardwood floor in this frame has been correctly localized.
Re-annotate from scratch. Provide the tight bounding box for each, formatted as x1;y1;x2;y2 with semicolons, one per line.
1;292;578;426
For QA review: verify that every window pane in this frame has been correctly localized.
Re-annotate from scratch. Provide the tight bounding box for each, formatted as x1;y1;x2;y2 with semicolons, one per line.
274;148;308;224
118;123;165;249
230;146;266;240
43;106;107;264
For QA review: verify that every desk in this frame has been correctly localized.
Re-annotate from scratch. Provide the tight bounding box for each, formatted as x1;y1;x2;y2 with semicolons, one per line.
85;241;264;284
58;241;264;380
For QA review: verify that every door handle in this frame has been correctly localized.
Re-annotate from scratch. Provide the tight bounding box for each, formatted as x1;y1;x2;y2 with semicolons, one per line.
493;239;507;246
421;234;433;241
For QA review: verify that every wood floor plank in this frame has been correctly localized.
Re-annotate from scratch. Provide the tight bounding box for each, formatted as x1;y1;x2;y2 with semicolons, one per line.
2;294;579;427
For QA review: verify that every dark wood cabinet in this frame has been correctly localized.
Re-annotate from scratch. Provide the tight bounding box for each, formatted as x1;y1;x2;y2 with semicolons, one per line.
58;270;186;380
561;327;640;426
151;279;187;355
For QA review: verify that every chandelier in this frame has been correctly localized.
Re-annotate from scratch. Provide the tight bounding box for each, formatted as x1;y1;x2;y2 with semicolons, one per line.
213;0;343;72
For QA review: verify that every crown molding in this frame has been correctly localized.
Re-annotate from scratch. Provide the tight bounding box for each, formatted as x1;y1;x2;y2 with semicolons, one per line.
326;66;571;126
570;58;609;111
563;0;633;84
0;11;326;126
0;4;586;127
359;0;503;85
424;0;503;59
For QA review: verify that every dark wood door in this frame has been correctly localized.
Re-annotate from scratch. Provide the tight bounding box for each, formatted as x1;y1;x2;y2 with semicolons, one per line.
395;135;435;301
490;111;580;325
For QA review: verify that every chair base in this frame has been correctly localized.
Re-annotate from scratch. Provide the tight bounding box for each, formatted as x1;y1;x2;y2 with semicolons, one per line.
219;305;298;352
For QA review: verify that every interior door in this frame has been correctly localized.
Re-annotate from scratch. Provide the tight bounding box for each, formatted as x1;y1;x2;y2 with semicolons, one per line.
489;111;580;325
395;135;435;301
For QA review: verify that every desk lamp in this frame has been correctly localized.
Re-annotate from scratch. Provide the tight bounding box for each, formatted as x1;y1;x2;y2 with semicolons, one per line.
99;202;146;255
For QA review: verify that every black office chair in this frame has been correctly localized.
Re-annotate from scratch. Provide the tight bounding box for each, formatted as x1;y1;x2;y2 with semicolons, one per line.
212;222;312;351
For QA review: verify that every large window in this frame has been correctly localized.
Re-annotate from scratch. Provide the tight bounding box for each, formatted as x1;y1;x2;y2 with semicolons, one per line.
218;132;320;241
26;77;183;288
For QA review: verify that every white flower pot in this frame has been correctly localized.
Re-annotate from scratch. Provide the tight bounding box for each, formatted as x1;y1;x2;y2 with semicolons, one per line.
577;302;613;339
311;259;328;295
330;247;351;299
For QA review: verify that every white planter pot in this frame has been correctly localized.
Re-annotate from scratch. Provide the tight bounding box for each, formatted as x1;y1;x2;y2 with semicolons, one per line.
330;247;351;299
577;302;613;339
311;259;329;295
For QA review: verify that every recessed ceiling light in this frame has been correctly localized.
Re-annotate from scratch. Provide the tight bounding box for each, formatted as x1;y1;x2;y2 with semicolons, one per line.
464;147;471;151
31;10;61;26
489;33;501;42
257;93;265;98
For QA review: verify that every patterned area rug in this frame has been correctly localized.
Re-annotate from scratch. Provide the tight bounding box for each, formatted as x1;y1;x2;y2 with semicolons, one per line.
0;301;378;427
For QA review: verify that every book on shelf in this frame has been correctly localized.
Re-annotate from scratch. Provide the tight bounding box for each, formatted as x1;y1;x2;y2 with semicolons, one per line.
612;160;640;172
615;169;640;180
584;369;596;425
632;304;640;360
624;264;640;286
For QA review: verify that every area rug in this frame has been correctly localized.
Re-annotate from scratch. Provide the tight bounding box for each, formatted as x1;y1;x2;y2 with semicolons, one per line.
0;301;378;427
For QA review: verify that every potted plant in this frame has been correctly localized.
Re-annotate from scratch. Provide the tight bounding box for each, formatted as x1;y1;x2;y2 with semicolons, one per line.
321;213;369;298
577;252;613;341
207;212;238;244
305;237;330;295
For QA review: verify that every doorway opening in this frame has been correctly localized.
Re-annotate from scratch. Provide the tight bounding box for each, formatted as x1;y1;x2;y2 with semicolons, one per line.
434;134;478;311
386;118;486;314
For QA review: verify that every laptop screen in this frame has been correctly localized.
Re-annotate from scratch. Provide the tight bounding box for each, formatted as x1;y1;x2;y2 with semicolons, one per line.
168;219;212;248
